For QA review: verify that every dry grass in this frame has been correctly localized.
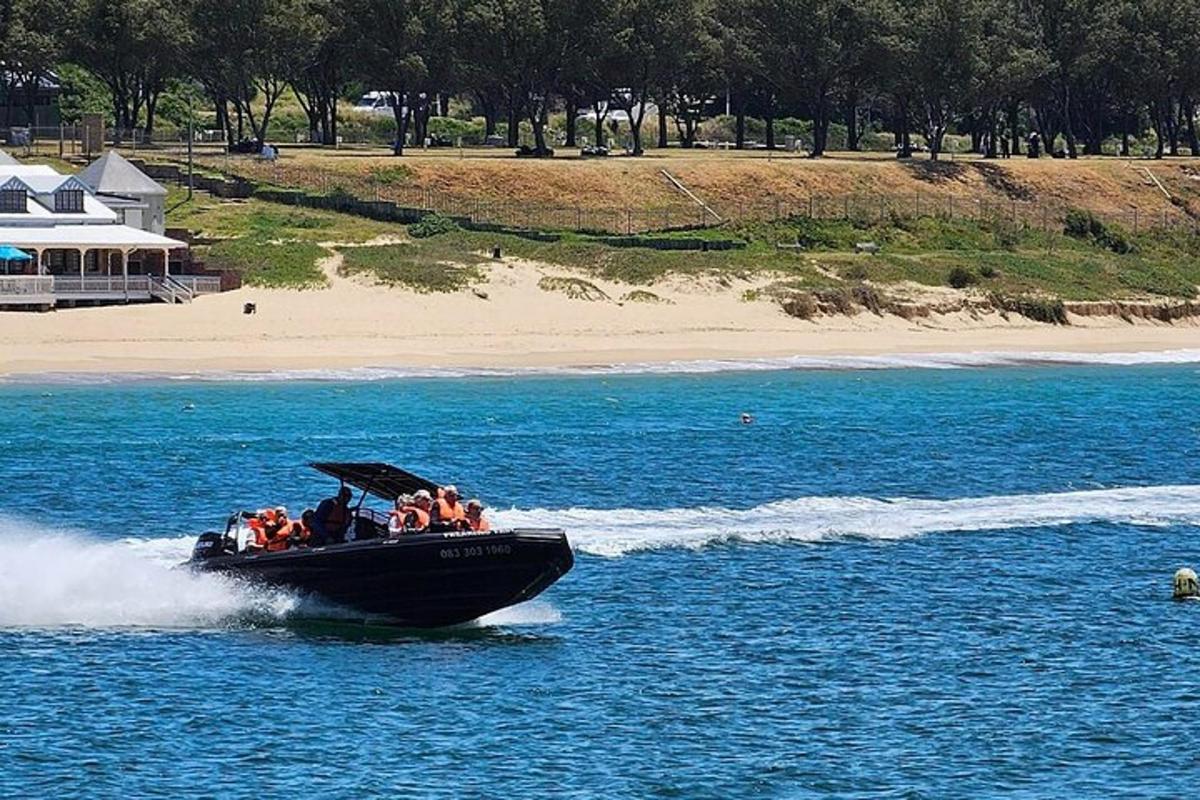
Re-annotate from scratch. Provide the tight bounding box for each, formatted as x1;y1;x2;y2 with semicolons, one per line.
195;148;1200;223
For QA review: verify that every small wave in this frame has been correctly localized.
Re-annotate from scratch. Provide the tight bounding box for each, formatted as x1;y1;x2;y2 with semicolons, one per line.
492;484;1200;557
6;349;1200;385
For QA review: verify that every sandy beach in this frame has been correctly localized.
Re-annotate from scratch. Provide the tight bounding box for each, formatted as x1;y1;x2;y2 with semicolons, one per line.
2;259;1198;377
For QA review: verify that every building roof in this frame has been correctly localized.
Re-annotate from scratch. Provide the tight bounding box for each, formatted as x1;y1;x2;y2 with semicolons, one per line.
0;150;18;165
0;224;185;249
77;150;168;198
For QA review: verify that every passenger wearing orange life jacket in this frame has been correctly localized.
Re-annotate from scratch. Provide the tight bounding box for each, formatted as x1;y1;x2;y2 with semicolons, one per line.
244;508;276;553
265;507;292;552
388;494;414;536
393;491;432;534
465;499;490;533
434;484;467;529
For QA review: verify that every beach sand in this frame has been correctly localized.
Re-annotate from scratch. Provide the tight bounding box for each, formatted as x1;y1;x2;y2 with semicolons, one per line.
2;259;1198;377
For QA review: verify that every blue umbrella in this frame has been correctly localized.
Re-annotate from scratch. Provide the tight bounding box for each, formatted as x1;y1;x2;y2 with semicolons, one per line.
0;244;32;261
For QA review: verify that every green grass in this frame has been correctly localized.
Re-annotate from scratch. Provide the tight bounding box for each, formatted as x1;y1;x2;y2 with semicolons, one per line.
166;190;401;243
165;191;405;288
165;187;1200;301
339;244;484;292
205;238;328;288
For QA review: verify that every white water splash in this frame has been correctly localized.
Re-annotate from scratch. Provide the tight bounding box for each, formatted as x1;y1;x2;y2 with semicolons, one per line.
0;521;296;629
493;484;1200;557
7;348;1200;384
476;600;562;628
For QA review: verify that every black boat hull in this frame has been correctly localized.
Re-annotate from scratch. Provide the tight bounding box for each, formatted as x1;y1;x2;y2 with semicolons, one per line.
189;529;573;628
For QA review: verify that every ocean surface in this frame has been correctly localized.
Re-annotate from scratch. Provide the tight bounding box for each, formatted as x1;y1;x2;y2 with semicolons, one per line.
1;361;1199;797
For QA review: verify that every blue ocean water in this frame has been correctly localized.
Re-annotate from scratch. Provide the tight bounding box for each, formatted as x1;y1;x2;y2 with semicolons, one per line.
1;364;1199;797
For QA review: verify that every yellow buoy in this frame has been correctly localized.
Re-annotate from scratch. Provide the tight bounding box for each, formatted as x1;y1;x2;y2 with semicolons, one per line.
1173;568;1199;600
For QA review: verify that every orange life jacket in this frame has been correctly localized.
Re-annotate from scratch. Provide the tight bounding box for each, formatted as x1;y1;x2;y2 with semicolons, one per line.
265;518;292;552
436;498;465;523
395;506;430;531
247;517;268;549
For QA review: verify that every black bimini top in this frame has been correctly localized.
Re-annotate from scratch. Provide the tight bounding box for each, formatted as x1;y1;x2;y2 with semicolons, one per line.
310;462;441;502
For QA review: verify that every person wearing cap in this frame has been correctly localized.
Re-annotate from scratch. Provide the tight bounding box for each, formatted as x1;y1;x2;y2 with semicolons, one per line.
311;485;353;546
388;494;417;536
465;499;490;533
434;484;466;528
408;490;433;531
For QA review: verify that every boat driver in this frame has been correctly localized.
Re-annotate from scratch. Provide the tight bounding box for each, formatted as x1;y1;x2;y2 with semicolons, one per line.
311;486;353;546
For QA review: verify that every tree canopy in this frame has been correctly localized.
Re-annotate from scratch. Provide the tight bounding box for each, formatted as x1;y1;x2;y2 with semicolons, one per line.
2;0;1198;158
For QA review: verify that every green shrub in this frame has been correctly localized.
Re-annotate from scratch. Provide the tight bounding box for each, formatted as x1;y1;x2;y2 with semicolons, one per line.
408;213;460;238
979;264;998;279
993;294;1069;325
947;266;978;289
1063;208;1135;255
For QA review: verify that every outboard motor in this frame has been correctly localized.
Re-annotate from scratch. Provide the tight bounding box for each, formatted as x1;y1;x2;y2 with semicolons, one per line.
192;531;230;560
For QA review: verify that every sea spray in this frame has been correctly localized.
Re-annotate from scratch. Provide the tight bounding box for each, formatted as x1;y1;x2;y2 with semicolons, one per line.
0;520;296;628
492;484;1200;557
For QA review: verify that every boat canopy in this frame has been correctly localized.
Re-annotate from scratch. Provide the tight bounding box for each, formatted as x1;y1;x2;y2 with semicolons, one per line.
310;462;441;501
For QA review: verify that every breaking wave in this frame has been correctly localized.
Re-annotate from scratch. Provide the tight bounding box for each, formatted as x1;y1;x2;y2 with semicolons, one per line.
7;349;1200;384
492;484;1200;557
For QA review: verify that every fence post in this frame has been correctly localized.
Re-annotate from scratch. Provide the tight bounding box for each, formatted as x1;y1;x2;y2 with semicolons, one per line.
1133;208;1138;235
808;195;814;218
627;208;632;235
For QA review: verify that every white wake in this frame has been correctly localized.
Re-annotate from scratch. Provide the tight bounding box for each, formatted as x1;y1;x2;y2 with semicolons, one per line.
2;484;1196;627
492;484;1200;557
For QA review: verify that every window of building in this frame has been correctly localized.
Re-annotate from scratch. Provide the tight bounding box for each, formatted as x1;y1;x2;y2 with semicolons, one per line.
0;188;27;213
55;189;84;213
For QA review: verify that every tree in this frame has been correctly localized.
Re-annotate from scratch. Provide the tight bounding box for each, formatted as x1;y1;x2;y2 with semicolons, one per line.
753;0;883;157
609;0;702;155
885;0;985;160
69;0;191;138
0;0;67;127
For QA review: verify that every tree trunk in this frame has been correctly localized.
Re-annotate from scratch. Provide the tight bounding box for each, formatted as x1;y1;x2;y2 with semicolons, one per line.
506;96;519;147
1185;97;1200;156
735;108;745;149
564;96;577;147
592;103;607;148
765;113;775;150
1008;102;1021;155
657;105;668;148
391;94;410;155
810;95;830;157
844;93;859;151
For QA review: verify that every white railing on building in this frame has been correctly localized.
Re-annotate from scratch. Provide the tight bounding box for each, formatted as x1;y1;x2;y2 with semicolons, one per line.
52;275;152;295
170;275;222;295
0;276;55;297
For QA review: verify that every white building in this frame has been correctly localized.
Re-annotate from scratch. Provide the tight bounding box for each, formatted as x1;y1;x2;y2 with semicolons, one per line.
0;150;215;310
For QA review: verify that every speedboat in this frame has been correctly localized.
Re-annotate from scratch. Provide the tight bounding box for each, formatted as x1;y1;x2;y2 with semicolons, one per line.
187;462;573;627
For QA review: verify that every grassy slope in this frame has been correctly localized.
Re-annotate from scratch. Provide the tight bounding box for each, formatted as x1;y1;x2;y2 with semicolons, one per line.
196;149;1200;224
164;186;403;287
339;213;1200;302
